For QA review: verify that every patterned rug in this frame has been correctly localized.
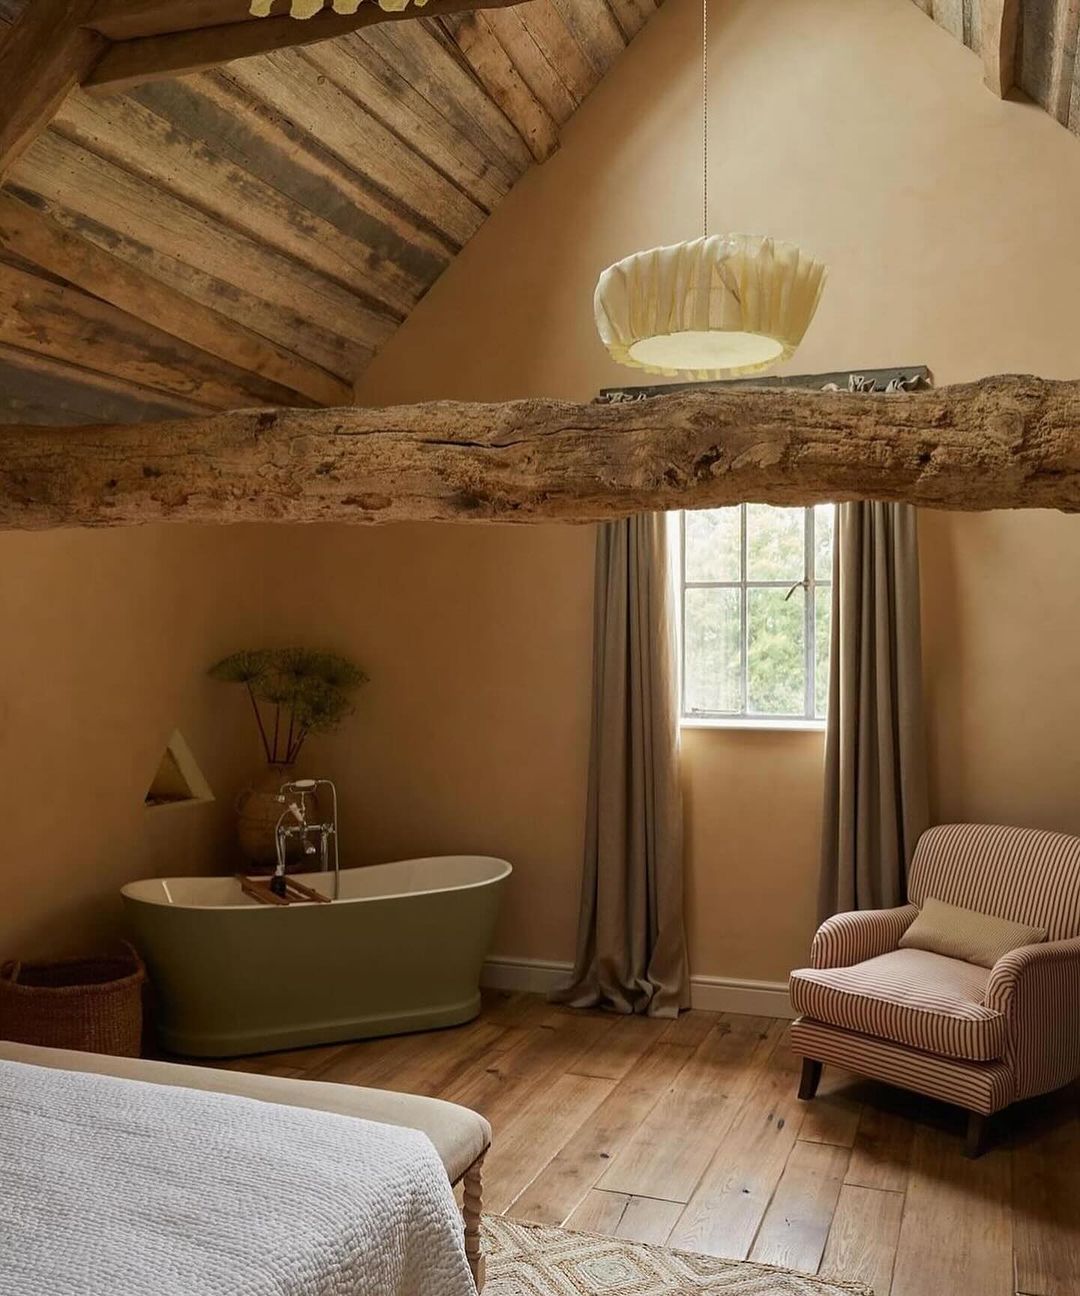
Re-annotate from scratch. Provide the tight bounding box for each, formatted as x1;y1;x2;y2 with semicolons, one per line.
482;1216;873;1295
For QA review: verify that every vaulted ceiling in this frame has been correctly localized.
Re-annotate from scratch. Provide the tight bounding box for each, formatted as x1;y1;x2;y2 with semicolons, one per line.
0;0;661;425
2;0;1077;430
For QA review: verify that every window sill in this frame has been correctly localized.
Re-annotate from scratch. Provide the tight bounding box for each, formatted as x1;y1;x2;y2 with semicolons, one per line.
680;716;827;733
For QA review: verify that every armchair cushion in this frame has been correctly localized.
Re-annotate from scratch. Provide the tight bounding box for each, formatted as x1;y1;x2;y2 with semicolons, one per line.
790;949;1007;1062
810;904;919;969
898;896;1045;969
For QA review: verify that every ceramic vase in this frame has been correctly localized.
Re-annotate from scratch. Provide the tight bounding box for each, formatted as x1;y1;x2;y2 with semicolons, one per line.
235;764;295;870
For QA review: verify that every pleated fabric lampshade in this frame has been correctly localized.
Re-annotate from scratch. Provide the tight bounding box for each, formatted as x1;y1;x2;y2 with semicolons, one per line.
594;234;828;381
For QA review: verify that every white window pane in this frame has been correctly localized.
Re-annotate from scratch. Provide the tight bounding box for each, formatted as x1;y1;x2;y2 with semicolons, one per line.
684;587;741;713
685;507;741;583
747;586;805;714
746;505;804;582
815;584;832;718
815;504;835;581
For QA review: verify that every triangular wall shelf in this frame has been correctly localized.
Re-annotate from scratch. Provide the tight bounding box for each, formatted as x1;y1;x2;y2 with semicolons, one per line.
145;729;214;810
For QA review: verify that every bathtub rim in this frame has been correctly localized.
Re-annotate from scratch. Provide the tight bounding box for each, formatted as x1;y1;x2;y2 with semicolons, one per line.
121;854;512;912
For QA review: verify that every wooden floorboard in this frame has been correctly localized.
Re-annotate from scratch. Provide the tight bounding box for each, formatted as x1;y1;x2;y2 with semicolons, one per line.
748;1138;850;1272
665;1031;808;1259
1011;1093;1080;1296
229;991;1073;1296
819;1184;904;1296
597;1015;779;1204
509;1038;695;1225
891;1120;1014;1296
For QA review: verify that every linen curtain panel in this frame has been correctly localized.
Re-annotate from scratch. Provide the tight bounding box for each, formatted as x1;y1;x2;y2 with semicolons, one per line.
553;514;689;1018
819;502;929;916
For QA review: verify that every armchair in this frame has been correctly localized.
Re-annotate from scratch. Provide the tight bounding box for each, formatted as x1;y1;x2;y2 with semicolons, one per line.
790;823;1080;1155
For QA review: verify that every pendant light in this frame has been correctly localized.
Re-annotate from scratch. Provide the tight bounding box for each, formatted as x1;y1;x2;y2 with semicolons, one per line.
593;0;827;380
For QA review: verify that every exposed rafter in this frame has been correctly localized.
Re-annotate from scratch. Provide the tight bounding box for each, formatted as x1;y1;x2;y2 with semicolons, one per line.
2;376;1078;530
0;193;348;406
0;1;104;178
913;0;1080;130
980;0;1021;98
83;0;529;94
0;0;527;175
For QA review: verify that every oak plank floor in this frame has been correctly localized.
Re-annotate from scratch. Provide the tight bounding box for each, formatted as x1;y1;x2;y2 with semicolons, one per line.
229;992;1079;1296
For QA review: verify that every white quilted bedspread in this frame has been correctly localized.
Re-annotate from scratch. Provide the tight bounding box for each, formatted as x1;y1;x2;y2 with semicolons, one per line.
0;1059;476;1296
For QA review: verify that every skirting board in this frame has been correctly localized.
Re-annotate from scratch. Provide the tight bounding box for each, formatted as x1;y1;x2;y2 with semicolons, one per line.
481;957;794;1019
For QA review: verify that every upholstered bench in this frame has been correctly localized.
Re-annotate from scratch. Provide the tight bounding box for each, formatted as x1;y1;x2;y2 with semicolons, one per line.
0;1041;491;1290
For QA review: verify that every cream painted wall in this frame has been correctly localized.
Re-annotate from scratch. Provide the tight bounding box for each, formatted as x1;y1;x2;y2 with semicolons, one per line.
354;0;1080;979
5;0;1080;988
253;522;594;966
0;521;592;967
0;526;273;955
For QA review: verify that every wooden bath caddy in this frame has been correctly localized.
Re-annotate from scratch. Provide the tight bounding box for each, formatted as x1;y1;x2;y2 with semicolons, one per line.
238;876;331;907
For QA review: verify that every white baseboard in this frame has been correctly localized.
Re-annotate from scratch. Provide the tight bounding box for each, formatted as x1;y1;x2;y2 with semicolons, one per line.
481;957;793;1019
688;974;794;1019
481;956;572;996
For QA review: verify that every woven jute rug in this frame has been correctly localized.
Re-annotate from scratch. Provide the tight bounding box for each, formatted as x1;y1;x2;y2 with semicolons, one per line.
482;1216;874;1295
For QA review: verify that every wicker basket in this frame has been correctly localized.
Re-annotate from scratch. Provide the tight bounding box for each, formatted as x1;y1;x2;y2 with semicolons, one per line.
0;945;145;1057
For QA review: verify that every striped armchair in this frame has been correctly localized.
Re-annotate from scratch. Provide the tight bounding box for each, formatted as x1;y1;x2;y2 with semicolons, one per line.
790;823;1080;1156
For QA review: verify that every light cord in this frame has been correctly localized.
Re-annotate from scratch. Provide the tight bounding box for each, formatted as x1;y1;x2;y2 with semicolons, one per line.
703;0;708;238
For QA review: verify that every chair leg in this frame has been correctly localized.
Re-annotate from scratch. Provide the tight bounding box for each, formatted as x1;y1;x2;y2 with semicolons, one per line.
798;1058;823;1101
463;1151;487;1292
965;1112;990;1159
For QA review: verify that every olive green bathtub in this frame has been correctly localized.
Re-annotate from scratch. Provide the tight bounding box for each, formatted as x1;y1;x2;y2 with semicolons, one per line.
121;856;511;1058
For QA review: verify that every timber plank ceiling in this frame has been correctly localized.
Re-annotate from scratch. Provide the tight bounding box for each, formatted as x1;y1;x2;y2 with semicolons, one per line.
916;0;1080;124
0;0;661;425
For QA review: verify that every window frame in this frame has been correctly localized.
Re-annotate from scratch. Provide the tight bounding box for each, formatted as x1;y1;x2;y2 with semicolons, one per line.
677;504;833;730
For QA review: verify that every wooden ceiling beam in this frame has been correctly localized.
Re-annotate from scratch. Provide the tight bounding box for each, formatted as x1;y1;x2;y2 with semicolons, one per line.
0;1;105;179
86;1;267;41
0;0;530;176
0;193;348;406
981;0;1021;97
0;258;320;410
0;342;205;426
83;0;529;95
1;375;1078;530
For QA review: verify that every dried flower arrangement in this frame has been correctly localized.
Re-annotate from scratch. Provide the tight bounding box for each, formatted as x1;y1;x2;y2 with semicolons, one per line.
209;648;367;766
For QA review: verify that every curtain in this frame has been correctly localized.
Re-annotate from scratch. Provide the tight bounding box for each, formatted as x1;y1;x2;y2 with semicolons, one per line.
552;514;689;1018
819;502;929;915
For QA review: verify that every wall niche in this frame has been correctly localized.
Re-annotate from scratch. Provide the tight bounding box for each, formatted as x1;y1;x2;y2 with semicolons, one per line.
145;730;214;811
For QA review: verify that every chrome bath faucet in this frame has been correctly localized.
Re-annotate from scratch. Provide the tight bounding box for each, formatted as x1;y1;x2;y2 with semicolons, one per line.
272;778;341;901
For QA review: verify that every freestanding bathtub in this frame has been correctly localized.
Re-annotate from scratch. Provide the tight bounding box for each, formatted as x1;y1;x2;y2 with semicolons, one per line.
121;856;511;1058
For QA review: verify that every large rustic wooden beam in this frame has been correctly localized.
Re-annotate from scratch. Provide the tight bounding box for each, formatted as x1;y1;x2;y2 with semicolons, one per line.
2;376;1079;529
981;0;1021;97
83;0;528;94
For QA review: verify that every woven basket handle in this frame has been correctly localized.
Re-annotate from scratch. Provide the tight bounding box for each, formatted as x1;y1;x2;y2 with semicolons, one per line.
120;941;146;980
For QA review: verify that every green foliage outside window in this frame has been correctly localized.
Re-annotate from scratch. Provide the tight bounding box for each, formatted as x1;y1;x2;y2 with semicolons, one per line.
682;505;834;721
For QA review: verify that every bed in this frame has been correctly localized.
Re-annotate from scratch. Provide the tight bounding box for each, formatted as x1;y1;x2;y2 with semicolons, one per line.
0;1041;490;1296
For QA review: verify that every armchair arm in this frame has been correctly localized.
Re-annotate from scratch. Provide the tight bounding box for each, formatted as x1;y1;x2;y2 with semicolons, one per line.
983;937;1080;1101
810;904;919;969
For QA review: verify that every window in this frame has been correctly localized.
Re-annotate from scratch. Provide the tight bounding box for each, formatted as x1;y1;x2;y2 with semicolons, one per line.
678;504;835;726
